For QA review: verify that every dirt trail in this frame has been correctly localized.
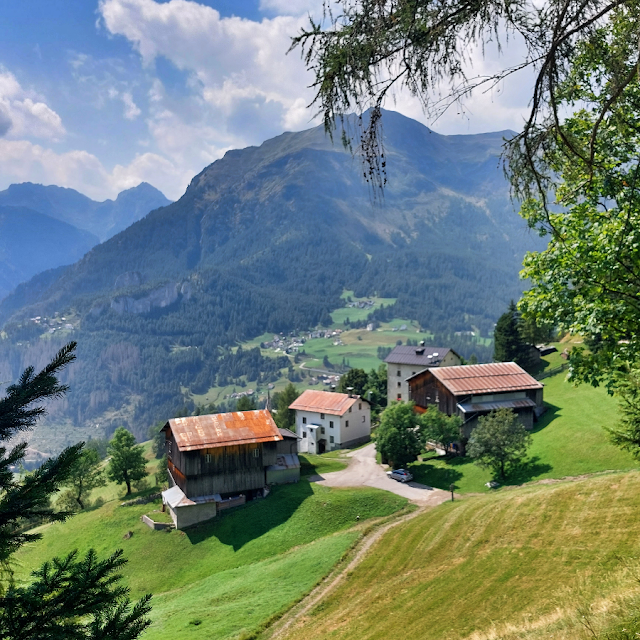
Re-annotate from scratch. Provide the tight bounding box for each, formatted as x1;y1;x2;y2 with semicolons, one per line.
267;505;426;639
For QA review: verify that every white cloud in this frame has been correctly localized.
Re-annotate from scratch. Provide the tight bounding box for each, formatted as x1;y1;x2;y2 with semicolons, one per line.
0;68;65;141
0;139;182;201
259;0;324;16
99;0;319;136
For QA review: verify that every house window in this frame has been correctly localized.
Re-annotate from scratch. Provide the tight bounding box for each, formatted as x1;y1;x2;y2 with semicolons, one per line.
320;413;325;419
362;415;365;422
302;416;307;424
397;381;401;388
329;421;334;428
412;371;416;376
397;393;402;400
359;403;362;410
253;448;260;458
397;370;401;376
303;431;307;438
330;436;334;444
349;407;352;413
205;454;212;463
321;427;325;434
345;420;349;427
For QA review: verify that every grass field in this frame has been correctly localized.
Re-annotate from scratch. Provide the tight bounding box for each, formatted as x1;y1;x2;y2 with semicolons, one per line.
276;471;640;640
408;352;638;493
15;477;406;639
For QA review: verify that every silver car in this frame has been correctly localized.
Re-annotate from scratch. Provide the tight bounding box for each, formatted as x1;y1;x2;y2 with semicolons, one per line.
387;469;413;483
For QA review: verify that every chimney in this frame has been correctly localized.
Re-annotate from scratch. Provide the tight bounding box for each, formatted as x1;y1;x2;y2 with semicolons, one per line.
415;347;425;355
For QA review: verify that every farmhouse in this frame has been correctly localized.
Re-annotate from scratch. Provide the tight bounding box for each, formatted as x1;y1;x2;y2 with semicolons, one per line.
407;362;544;439
290;389;371;454
385;345;462;402
161;410;300;529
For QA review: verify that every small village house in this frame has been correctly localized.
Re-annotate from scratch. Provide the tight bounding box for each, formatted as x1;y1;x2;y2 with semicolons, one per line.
407;362;544;441
290;389;371;454
161;410;300;529
385;345;461;402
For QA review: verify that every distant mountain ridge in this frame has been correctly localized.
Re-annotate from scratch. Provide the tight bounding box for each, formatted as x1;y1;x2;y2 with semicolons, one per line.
0;181;171;242
0;182;171;301
0;109;543;441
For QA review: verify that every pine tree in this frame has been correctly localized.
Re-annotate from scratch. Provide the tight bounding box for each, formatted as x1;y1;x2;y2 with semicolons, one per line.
493;301;532;369
0;342;152;638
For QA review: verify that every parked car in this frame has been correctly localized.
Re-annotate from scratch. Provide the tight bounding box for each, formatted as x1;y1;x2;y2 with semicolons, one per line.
387;469;413;483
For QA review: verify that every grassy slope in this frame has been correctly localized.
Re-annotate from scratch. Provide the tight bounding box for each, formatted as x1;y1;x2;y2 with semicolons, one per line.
15;480;406;639
276;471;640;640
409;363;637;493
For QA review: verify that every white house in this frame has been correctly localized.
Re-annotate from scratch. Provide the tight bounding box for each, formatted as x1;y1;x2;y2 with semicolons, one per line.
384;345;461;403
289;389;371;454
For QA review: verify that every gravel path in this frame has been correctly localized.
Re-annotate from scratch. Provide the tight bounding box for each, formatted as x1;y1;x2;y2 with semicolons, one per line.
308;442;452;507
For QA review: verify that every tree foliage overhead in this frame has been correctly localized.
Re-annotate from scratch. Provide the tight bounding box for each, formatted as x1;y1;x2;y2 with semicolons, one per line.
519;9;640;386
292;0;636;200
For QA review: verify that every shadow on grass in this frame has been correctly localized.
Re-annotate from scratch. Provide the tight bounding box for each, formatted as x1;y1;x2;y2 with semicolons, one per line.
503;456;553;485
529;402;561;434
408;456;465;491
185;480;314;550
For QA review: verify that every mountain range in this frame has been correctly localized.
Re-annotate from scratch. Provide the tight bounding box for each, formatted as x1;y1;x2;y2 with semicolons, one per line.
0;182;171;300
0;109;544;443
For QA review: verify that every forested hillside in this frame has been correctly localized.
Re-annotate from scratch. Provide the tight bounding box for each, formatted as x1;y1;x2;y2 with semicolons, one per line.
0;110;544;444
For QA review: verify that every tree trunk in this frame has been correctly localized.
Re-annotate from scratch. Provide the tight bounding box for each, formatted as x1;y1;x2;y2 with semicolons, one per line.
125;479;132;495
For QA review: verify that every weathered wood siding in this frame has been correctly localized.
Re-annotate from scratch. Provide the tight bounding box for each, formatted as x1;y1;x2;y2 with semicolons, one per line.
165;431;279;498
277;437;298;455
409;372;457;414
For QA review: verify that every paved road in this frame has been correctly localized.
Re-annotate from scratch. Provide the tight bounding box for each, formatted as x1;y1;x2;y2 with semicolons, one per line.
309;443;451;507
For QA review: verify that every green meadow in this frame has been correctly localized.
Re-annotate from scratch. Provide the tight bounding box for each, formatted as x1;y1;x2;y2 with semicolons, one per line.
14;473;406;640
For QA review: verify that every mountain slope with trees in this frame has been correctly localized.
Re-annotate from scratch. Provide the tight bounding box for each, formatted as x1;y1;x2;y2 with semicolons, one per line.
0;110;544;441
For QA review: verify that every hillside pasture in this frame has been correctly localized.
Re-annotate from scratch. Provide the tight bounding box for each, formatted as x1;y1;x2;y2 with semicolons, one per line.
275;471;640;640
15;480;407;640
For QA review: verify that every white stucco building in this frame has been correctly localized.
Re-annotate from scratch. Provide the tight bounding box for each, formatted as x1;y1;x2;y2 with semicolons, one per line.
384;345;461;403
289;389;371;454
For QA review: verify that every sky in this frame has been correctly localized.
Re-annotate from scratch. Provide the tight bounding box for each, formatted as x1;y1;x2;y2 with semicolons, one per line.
0;0;533;201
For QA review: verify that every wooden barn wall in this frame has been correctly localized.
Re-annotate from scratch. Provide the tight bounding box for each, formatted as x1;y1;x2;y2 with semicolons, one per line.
409;374;457;415
276;438;298;455
164;434;281;498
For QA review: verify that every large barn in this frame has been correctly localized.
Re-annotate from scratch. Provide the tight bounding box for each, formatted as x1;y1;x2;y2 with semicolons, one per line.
161;410;299;529
407;362;544;440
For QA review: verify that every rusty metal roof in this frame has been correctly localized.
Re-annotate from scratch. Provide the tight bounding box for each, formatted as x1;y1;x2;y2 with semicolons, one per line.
289;390;360;416
426;362;543;395
165;410;282;452
384;345;454;367
457;398;537;413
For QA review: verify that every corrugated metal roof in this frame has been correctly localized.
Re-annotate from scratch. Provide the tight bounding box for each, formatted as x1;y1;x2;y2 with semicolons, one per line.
384;345;452;366
289;389;359;416
165;410;282;452
457;398;537;413
427;362;543;395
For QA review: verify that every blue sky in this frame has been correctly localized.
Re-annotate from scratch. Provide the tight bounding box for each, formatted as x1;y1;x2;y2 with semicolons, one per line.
0;1;531;201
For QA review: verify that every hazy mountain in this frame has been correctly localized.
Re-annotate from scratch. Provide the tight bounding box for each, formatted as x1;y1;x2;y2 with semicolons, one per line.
0;181;171;242
0;206;98;301
0;110;543;440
